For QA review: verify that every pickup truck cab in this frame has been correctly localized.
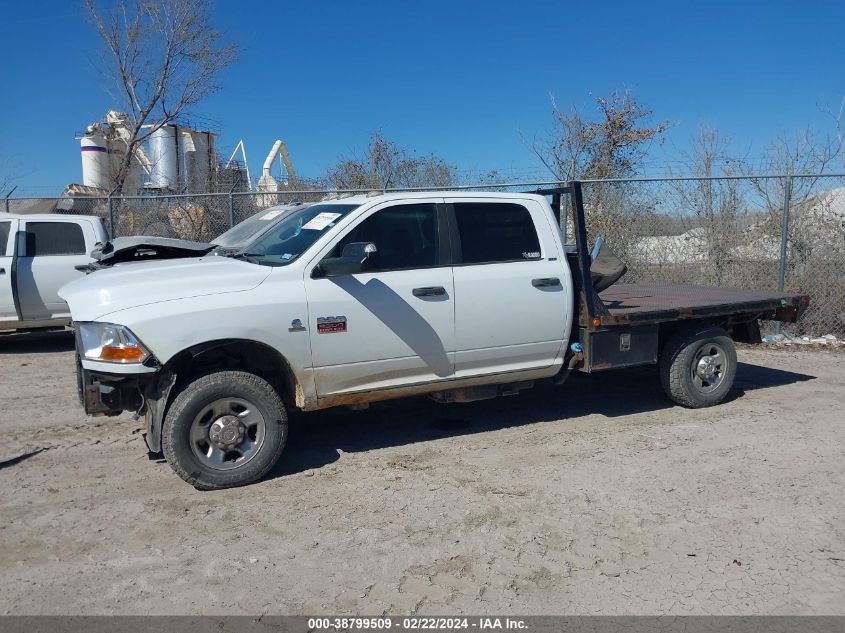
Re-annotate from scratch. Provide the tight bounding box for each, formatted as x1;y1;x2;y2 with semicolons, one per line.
60;184;808;489
1;213;107;331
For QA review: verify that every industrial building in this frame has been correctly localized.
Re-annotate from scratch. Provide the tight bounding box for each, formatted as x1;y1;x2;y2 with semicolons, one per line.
73;110;247;195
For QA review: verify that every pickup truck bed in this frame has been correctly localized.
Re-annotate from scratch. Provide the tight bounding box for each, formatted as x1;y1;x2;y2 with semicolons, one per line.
599;283;808;326
570;282;808;373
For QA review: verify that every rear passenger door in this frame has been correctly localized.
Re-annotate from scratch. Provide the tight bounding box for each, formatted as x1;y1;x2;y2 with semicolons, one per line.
446;198;570;377
17;219;93;321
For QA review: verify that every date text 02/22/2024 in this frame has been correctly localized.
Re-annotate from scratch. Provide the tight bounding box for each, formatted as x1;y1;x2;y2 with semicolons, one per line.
307;617;528;630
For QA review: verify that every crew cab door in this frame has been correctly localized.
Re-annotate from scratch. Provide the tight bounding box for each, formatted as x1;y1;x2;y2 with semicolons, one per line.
0;219;18;325
445;197;570;377
17;218;95;321
304;200;455;397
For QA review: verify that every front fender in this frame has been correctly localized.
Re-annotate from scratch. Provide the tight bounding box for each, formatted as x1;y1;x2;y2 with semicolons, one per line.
99;282;313;390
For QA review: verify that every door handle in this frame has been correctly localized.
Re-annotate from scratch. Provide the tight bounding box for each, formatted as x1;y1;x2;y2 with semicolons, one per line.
0;267;5;274
412;286;446;297
532;277;560;287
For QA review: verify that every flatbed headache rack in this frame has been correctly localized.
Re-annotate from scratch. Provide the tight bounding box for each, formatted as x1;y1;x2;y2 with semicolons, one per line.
530;181;810;373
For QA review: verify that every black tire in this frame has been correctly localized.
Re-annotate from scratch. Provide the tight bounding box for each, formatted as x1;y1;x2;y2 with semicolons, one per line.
162;370;288;490
659;326;737;408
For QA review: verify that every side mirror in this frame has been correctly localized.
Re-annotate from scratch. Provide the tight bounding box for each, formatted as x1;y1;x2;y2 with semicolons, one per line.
314;242;378;277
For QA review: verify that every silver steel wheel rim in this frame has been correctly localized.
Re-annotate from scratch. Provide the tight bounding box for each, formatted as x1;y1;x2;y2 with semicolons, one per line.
691;342;727;394
189;397;266;471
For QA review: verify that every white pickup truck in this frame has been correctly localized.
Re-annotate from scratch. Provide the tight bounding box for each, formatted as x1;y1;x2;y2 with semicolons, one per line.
1;213;108;332
60;183;808;490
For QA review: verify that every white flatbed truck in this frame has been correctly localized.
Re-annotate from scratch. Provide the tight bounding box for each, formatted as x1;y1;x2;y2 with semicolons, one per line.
60;183;808;489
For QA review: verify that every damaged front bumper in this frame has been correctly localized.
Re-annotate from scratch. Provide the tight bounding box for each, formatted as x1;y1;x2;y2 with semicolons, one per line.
74;327;172;453
76;360;147;416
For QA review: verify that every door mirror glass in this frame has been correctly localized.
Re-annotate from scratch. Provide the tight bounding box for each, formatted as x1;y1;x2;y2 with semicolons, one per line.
315;242;378;277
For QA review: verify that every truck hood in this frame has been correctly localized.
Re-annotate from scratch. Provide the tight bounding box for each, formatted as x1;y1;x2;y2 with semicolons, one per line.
59;257;273;321
90;236;216;267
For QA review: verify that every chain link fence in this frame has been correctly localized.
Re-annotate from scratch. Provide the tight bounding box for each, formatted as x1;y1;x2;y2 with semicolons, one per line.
5;174;845;335
574;175;845;336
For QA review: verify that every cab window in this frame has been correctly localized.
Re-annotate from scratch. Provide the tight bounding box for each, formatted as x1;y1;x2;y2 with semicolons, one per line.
452;202;541;264
333;203;438;270
0;221;10;256
25;222;86;256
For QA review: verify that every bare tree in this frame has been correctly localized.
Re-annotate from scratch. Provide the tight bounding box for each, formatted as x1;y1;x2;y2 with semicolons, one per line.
666;126;746;285
821;96;845;166
0;154;19;198
0;174;14;199
739;128;842;267
532;89;668;182
530;90;667;255
325;132;456;191
85;0;236;193
746;127;841;210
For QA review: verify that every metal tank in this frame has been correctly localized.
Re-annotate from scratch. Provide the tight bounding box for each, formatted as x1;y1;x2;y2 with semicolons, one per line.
149;125;179;190
80;126;113;191
181;130;211;193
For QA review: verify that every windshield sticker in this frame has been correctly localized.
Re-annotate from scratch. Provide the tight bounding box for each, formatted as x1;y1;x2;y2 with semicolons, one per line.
281;253;293;260
302;212;342;231
261;209;284;220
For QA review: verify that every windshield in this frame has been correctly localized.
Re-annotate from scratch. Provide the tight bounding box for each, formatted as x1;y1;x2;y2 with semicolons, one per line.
238;203;360;265
212;204;309;247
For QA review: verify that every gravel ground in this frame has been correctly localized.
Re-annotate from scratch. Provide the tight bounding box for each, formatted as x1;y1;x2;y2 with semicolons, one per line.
0;330;843;615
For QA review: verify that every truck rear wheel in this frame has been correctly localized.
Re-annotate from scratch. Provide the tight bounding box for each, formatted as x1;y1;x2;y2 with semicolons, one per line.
659;326;737;408
162;370;288;490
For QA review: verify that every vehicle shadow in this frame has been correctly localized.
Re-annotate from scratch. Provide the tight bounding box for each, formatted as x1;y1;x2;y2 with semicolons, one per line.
0;448;48;471
268;361;815;480
0;329;74;354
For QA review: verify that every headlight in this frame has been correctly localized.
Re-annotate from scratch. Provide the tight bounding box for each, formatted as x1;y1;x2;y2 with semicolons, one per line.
78;322;151;364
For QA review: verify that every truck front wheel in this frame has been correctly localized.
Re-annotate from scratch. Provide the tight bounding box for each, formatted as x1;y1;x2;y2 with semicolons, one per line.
162;371;288;490
659;326;737;408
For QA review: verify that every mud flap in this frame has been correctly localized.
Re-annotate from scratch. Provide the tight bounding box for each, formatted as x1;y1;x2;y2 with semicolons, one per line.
143;371;176;454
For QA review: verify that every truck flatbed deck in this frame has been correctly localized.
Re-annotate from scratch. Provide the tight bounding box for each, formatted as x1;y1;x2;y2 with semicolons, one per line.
599;283;809;326
534;183;809;375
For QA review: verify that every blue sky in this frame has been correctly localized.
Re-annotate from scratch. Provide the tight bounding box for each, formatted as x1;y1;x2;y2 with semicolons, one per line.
1;0;843;194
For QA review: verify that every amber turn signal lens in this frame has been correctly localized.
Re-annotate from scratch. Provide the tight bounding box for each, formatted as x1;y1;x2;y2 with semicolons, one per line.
592;318;602;328
99;346;146;362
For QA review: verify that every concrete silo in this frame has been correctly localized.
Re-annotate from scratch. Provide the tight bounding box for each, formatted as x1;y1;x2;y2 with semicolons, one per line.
79;126;114;191
79;121;143;193
149;125;179;191
181;130;215;193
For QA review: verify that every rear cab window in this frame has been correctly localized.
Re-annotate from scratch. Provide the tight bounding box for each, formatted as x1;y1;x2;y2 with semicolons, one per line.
0;221;11;256
452;202;541;264
24;222;87;256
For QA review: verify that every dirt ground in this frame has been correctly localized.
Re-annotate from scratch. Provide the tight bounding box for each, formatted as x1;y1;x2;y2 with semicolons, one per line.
0;331;843;615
